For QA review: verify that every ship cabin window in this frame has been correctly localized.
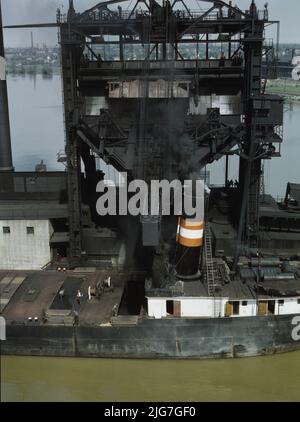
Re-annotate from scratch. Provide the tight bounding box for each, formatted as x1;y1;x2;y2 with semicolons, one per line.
26;226;35;235
278;299;285;306
242;301;248;306
233;301;240;315
166;300;174;315
298;299;300;304
3;226;10;234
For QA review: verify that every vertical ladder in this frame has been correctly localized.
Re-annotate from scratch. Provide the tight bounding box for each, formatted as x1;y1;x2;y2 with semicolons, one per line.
205;225;223;317
204;223;216;297
205;226;224;317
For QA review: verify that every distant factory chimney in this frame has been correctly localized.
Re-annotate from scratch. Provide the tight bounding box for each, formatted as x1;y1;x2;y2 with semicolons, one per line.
0;0;13;172
35;160;47;172
30;31;34;50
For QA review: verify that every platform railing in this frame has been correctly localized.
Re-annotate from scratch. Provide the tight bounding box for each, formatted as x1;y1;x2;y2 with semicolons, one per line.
80;58;244;71
57;8;268;24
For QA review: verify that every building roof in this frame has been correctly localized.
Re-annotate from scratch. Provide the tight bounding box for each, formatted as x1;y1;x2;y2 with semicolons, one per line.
286;183;300;205
257;279;300;297
147;271;300;300
260;191;300;219
147;278;257;300
0;201;68;219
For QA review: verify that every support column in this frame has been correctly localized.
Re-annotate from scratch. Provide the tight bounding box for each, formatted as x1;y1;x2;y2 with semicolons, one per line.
0;1;13;172
234;4;264;264
60;23;83;265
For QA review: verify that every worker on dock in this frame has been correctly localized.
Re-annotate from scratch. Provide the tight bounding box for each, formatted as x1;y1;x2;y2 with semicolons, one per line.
76;290;83;305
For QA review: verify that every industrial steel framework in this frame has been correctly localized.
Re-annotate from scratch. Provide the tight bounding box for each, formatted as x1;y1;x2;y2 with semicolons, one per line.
3;0;284;268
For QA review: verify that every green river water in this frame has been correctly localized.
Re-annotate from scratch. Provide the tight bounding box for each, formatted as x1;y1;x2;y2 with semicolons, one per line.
1;352;300;402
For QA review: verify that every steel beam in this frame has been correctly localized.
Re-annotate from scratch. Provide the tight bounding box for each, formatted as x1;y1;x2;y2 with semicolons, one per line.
0;0;13;172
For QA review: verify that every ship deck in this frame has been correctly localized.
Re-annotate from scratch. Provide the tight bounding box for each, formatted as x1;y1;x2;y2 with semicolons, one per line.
1;264;300;328
0;269;126;326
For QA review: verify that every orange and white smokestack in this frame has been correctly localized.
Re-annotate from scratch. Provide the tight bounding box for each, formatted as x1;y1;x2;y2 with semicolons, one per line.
176;217;204;248
175;217;204;279
175;179;207;280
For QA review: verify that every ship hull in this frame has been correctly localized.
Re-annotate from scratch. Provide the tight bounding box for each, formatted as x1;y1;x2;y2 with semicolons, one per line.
2;314;300;359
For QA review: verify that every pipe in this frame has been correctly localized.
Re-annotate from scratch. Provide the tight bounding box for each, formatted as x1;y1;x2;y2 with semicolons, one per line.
263;274;295;281
0;0;13;172
250;257;281;267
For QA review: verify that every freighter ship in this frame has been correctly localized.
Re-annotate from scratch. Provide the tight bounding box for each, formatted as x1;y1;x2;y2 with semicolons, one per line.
1;0;300;358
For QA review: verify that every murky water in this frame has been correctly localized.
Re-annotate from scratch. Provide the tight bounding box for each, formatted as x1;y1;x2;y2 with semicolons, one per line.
1;76;300;402
1;352;300;402
7;74;65;171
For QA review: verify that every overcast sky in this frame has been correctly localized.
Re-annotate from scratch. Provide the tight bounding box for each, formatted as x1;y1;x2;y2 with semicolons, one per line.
2;0;300;47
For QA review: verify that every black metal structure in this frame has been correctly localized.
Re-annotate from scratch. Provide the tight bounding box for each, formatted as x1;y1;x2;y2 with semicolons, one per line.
0;1;13;172
3;0;284;272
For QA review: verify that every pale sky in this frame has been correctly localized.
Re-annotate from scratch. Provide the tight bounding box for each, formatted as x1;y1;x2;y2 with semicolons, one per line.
2;0;300;47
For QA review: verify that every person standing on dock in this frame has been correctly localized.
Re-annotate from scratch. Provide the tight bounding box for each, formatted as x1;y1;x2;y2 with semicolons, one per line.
76;290;83;305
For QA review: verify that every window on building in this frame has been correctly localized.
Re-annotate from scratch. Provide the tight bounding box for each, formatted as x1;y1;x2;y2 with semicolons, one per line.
3;226;10;234
233;301;240;315
26;226;34;235
298;299;300;305
242;301;248;306
278;299;285;305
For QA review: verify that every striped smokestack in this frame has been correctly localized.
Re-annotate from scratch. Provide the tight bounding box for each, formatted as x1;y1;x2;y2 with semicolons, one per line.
175;216;204;279
0;0;13;172
174;180;205;280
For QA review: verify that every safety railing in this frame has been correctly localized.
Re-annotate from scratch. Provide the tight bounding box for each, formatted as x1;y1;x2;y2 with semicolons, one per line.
57;8;268;24
80;58;244;71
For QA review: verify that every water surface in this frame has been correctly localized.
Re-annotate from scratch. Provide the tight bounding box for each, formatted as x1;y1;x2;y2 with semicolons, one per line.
1;352;300;402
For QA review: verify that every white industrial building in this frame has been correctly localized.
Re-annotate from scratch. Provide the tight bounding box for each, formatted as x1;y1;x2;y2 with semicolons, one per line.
0;219;54;270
